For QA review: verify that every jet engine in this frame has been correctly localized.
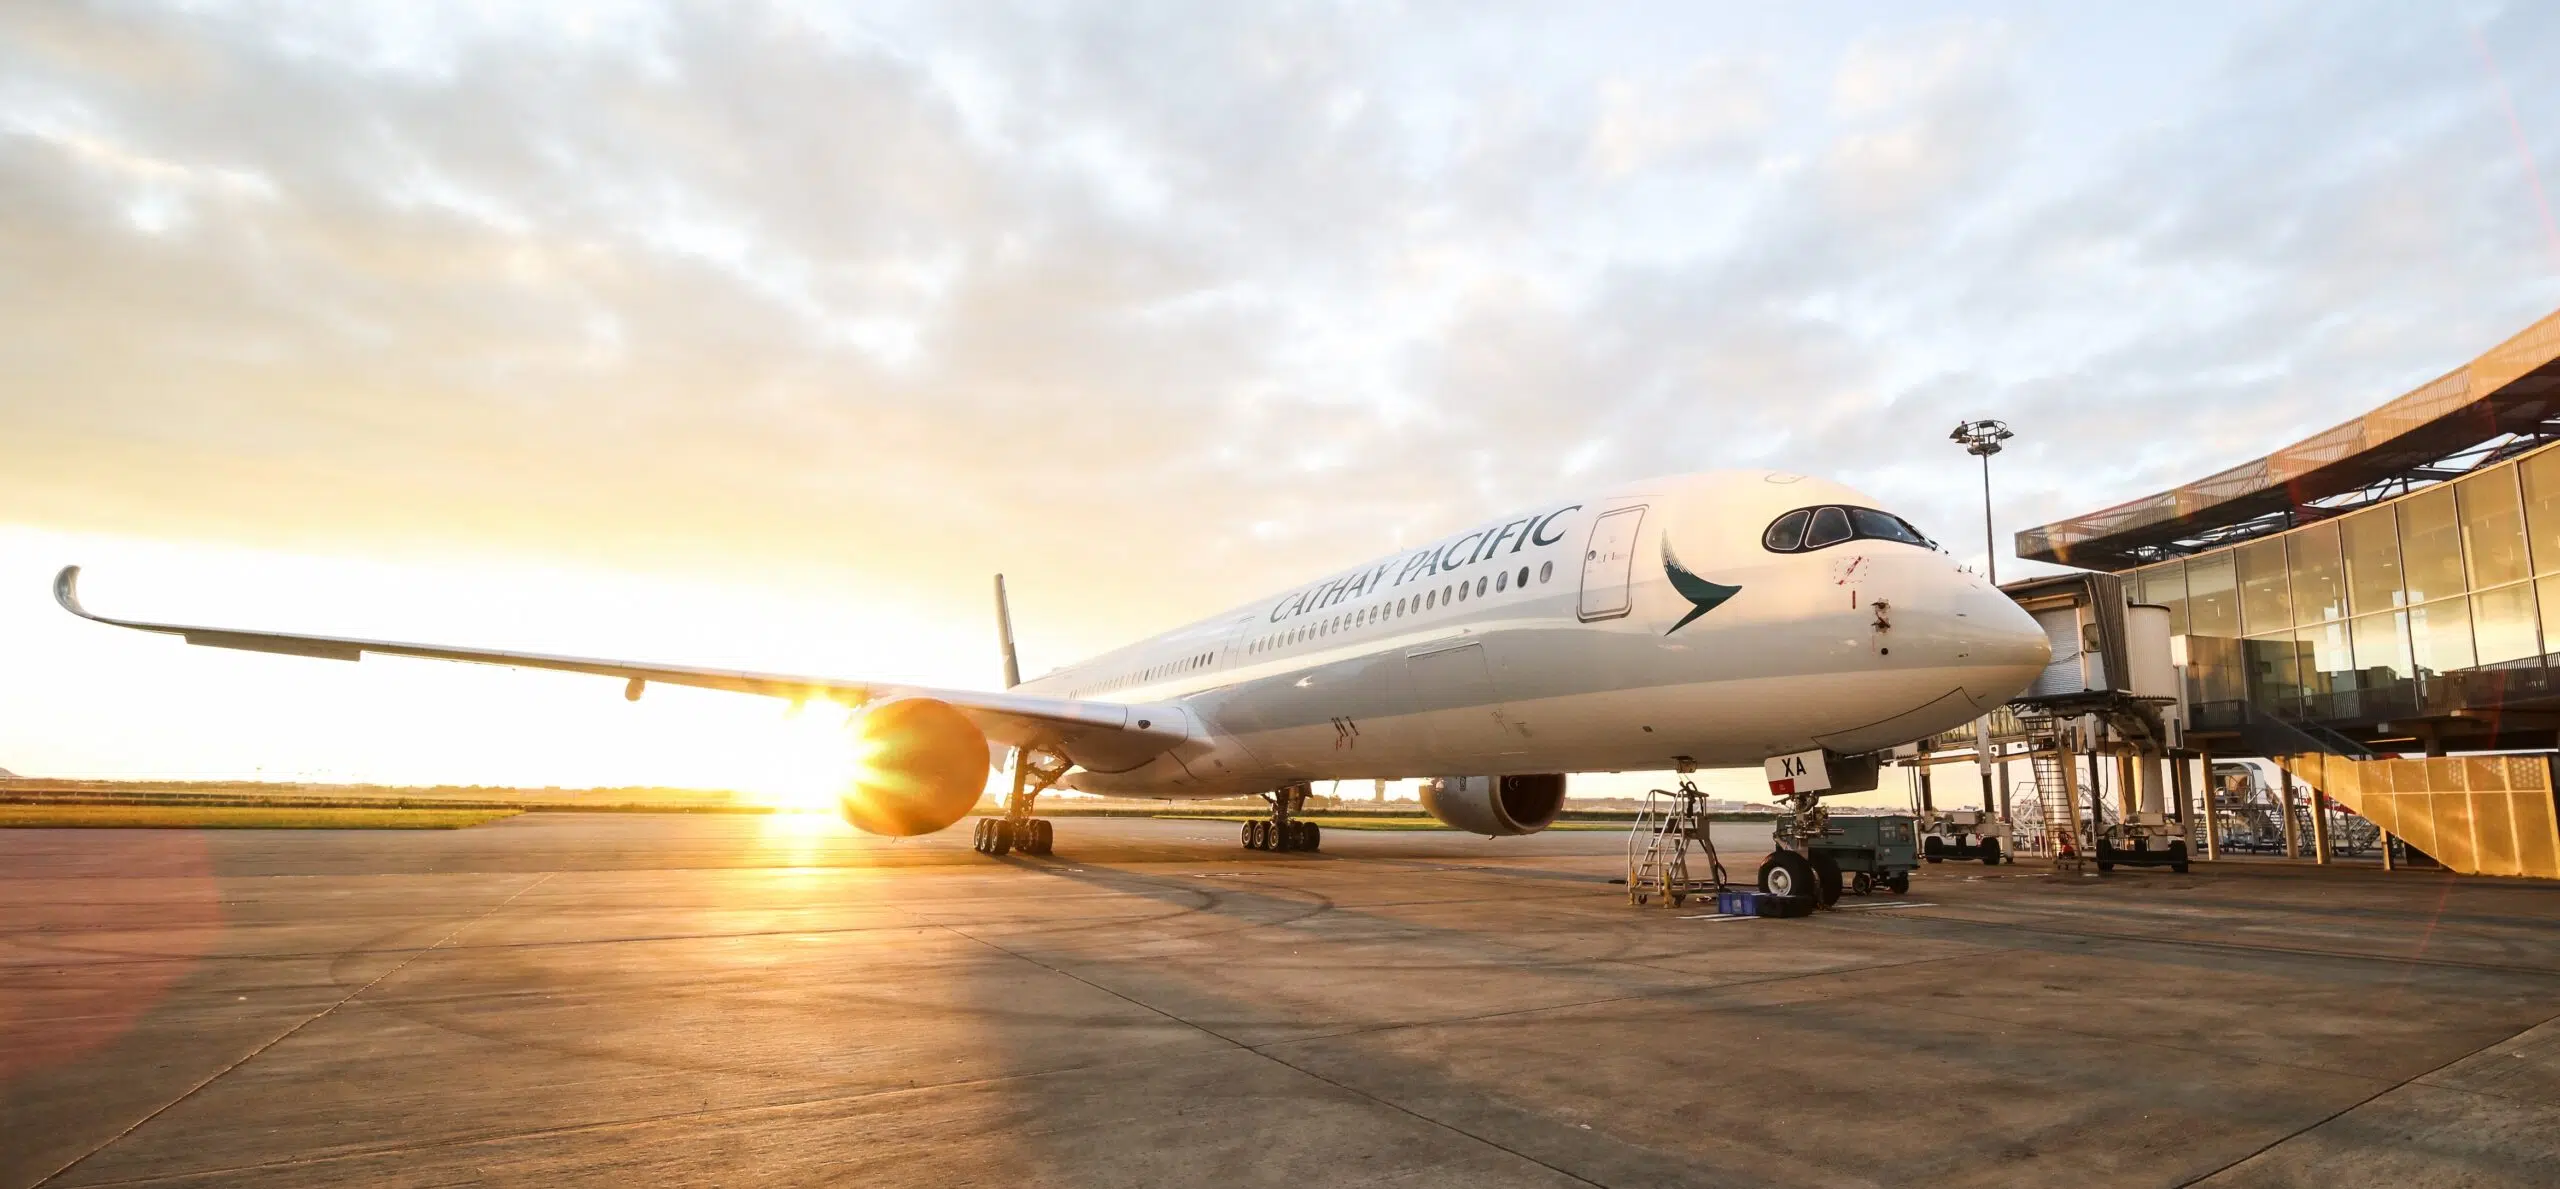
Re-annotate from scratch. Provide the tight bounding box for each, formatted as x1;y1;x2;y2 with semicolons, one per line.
1419;774;1568;836
838;697;989;837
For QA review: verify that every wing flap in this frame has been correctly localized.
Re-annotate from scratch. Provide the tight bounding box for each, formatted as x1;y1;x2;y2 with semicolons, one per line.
182;630;364;661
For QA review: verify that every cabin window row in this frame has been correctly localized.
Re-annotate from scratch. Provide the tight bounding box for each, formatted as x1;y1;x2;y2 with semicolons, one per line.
1243;561;1558;656
1075;650;1218;698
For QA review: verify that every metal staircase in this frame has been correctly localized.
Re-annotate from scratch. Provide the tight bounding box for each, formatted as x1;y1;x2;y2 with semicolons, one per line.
2231;709;2376;761
1627;782;1732;906
2277;753;2560;878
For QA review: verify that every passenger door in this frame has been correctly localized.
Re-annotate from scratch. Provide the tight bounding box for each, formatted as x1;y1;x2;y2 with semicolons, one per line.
1578;506;1647;621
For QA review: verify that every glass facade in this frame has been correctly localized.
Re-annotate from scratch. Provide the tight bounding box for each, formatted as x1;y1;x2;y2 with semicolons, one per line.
2398;487;2464;605
2131;443;2560;722
2186;552;2238;638
2291;524;2347;622
2459;470;2531;588
2237;537;2290;632
2341;507;2404;614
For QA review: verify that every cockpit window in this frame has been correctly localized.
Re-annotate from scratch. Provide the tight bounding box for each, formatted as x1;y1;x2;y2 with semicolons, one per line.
1802;506;1853;549
1764;505;1938;553
1849;507;1929;547
1762;508;1810;551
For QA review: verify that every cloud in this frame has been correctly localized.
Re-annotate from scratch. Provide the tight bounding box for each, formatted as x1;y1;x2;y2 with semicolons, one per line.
1;0;2557;668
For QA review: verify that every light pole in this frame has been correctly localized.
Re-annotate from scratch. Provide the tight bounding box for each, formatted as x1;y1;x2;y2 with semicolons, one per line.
1950;418;2015;827
1949;419;2013;585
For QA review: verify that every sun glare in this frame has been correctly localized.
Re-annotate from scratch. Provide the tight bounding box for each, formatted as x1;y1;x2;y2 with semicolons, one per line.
729;699;861;814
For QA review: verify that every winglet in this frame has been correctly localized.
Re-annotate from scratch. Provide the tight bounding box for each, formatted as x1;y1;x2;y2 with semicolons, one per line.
54;565;94;621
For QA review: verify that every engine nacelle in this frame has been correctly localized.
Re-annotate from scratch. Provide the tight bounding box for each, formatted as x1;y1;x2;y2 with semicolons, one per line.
1419;774;1568;837
839;697;989;837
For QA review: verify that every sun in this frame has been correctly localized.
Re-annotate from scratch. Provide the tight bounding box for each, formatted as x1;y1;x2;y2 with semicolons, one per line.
727;698;861;813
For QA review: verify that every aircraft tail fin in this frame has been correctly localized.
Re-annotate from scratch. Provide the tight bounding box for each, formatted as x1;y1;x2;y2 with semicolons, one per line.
993;574;1022;689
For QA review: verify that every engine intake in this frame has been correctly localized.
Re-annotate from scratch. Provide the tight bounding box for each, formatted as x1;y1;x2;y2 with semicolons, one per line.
839;697;989;837
1420;774;1567;837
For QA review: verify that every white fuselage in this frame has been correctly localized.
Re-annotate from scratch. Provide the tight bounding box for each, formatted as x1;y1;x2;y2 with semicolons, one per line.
1017;471;2052;798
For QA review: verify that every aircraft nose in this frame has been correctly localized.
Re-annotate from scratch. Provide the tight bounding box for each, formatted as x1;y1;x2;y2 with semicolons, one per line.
1959;582;2052;705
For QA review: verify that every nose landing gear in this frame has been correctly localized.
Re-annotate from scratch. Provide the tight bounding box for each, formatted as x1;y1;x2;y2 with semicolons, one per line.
1243;784;1322;853
1759;790;1845;909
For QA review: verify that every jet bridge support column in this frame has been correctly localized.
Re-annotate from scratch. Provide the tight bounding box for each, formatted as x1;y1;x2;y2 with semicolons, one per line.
2169;751;2191;843
2311;787;2333;865
2089;749;2108;861
2053;736;2085;871
2278;759;2301;859
2197;746;2218;862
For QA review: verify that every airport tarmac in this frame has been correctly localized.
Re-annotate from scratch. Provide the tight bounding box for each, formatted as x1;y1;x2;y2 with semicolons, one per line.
5;812;2559;1188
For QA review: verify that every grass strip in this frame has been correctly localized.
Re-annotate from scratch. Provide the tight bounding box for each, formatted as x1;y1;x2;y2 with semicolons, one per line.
1152;813;1630;832
0;805;525;830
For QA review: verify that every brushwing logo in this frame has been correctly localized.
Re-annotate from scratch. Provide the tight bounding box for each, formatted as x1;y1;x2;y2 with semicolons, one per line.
1662;538;1742;634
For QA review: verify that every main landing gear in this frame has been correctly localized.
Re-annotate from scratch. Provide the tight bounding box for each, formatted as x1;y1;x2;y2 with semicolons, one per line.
976;748;1069;858
1243;784;1322;853
971;816;1053;857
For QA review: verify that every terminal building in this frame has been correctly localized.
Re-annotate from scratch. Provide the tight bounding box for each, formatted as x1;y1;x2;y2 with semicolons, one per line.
2010;307;2560;878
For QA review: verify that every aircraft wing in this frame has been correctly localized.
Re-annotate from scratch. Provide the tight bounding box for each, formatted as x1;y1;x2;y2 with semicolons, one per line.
52;566;1186;767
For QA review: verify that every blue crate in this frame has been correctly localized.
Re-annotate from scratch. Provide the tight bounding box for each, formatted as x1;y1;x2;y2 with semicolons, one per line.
1716;889;1813;918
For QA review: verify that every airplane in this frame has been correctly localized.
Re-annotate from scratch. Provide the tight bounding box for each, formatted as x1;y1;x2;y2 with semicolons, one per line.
53;469;2051;901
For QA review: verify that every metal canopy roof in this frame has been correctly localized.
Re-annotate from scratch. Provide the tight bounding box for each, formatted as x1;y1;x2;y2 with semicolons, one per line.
2016;308;2560;571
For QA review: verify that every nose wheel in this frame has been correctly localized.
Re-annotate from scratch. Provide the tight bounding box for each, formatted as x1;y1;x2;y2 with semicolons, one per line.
1756;849;1843;908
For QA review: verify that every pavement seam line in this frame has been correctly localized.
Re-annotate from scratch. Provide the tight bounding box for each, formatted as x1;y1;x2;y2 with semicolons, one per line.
1837;906;2560;979
935;918;1612;1189
30;872;557;1189
1253;949;1981;1051
48;1044;1274;1187
939;870;1969;1188
2170;1001;2560;1188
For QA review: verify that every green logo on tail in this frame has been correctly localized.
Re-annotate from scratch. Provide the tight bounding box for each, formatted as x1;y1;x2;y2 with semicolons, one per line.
1663;540;1742;634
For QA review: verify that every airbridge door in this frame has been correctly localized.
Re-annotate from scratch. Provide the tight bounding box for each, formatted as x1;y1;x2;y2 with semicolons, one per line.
1579;506;1646;621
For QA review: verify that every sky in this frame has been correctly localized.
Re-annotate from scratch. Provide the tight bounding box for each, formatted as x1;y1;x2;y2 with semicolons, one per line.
4;1;2559;805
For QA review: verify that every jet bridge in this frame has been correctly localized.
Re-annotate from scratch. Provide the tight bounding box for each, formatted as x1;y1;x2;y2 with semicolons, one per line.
1908;572;2194;872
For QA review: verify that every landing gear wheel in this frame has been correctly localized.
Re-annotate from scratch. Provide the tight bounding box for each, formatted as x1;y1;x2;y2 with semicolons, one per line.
1242;821;1258;850
1301;822;1321;853
987;819;1014;857
2169;839;2190;874
1851;872;1875;896
1808;850;1844;908
1757;850;1817;903
972;819;988;853
1014;819;1052;856
1981;838;2004;867
1886;872;1911;895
